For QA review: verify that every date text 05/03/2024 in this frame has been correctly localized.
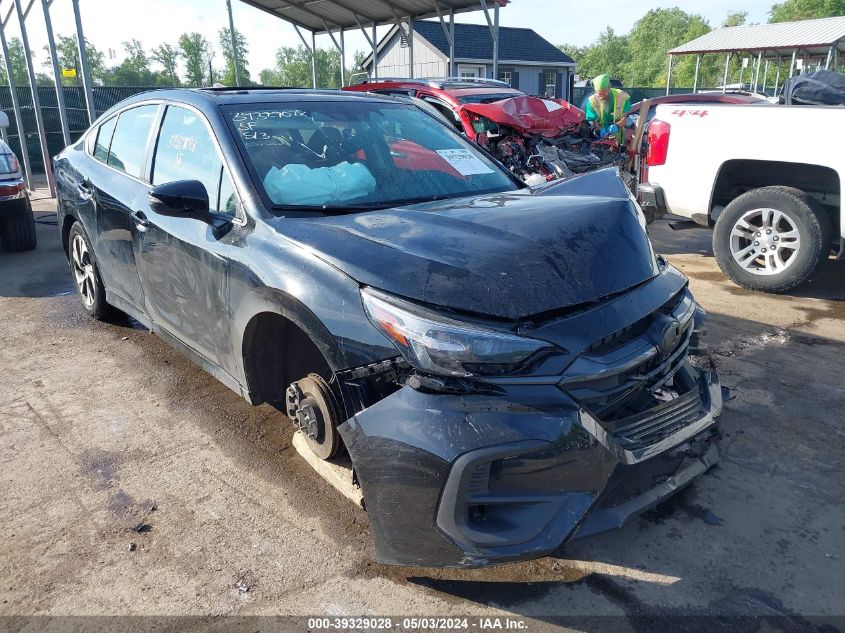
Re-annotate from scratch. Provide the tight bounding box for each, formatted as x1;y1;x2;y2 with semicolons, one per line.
307;617;528;629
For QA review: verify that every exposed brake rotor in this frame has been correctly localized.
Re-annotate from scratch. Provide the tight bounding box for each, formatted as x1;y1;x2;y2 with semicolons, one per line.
285;374;342;460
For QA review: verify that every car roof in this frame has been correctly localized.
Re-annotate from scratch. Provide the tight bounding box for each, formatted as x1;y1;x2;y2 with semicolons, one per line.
345;80;521;96
101;87;392;117
442;87;523;97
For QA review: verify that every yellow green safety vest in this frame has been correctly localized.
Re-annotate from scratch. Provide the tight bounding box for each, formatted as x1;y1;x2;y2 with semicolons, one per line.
589;89;630;127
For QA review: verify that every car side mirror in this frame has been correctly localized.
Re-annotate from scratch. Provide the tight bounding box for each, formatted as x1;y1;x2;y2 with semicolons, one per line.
148;180;209;216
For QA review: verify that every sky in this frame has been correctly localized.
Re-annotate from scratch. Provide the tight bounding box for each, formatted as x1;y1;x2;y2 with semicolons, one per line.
4;0;775;79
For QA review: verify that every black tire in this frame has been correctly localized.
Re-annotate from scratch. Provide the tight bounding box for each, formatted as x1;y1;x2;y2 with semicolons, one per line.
68;221;113;320
0;199;37;252
713;186;832;293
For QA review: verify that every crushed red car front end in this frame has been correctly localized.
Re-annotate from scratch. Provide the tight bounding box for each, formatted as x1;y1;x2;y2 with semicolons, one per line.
460;95;629;185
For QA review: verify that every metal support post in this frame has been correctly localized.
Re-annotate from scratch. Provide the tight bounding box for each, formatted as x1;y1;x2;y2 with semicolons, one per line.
42;0;70;145
762;60;769;95
72;0;96;125
372;23;378;79
449;10;455;76
339;28;345;86
15;0;55;196
293;25;317;88
323;21;345;87
693;54;701;93
0;17;32;189
665;55;674;95
479;0;499;80
407;17;413;78
226;0;241;85
722;52;731;93
311;31;317;88
492;0;499;79
753;51;762;92
789;50;797;78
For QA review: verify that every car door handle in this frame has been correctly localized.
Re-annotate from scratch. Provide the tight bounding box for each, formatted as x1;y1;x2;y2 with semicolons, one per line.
77;180;93;200
130;210;150;231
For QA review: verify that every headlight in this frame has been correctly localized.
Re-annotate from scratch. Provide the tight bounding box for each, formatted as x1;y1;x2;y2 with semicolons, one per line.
361;287;552;377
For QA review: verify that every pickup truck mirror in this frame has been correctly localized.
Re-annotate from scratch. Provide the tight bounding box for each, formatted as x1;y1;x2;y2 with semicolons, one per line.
148;180;210;217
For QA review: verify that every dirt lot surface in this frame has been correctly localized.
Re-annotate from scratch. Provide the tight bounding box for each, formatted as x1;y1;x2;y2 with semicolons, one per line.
1;200;844;631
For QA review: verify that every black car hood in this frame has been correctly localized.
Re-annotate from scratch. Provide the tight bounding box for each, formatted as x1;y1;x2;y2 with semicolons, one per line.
271;169;659;321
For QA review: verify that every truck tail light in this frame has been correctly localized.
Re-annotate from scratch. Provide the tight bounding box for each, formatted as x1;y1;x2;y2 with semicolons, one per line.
646;120;670;166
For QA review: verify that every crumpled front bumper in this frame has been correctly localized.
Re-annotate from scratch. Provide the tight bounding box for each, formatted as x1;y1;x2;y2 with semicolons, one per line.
338;361;721;567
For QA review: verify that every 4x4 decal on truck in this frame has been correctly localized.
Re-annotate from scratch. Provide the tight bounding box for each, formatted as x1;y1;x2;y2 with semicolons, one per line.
670;109;709;118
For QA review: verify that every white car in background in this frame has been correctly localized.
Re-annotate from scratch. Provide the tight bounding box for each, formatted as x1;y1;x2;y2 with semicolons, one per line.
0;138;35;252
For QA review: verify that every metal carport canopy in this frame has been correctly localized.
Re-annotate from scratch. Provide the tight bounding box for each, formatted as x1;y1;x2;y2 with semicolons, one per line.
664;15;845;96
236;0;505;85
238;0;497;33
668;15;845;59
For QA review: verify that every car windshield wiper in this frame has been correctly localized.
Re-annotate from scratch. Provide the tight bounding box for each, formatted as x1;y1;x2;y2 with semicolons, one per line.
271;197;442;214
271;189;518;214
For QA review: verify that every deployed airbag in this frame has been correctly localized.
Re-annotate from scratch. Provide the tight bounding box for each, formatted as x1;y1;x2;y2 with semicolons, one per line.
263;161;376;206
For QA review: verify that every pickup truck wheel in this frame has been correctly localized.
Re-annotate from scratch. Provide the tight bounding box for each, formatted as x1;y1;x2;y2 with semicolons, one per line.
713;187;832;293
0;200;37;252
68;222;112;319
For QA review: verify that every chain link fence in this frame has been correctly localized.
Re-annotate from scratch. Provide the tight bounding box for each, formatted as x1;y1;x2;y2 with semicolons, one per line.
0;85;157;173
570;86;729;108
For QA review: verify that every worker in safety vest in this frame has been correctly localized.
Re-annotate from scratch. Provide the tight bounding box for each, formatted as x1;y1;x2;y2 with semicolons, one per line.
584;74;631;142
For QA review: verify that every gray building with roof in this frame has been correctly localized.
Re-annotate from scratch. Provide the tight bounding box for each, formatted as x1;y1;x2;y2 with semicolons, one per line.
362;21;576;99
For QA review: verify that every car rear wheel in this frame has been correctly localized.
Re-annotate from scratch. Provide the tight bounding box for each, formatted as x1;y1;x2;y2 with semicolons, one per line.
713;186;832;293
68;222;112;319
0;200;36;252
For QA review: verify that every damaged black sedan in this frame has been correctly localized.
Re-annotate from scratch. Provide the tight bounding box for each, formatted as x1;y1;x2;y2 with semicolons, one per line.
55;88;722;567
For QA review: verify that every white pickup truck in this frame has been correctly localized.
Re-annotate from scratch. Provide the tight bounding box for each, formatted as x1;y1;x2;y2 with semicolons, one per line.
638;103;842;292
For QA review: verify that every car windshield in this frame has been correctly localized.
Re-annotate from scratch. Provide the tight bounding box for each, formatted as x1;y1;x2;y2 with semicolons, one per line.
224;100;517;210
457;93;522;104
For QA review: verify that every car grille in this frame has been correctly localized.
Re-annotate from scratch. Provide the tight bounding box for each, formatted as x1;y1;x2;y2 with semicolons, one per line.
607;388;703;450
559;288;702;449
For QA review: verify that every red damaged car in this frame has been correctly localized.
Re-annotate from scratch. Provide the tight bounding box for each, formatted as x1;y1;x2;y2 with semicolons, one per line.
343;77;625;184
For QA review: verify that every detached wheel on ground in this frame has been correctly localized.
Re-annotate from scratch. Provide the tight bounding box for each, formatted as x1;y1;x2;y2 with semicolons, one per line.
68;221;112;319
713;186;832;293
0;199;37;252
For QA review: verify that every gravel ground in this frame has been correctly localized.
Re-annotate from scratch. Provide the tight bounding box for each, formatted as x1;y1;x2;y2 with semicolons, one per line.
1;201;843;631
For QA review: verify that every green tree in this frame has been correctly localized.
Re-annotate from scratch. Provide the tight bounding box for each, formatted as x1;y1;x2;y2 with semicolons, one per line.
218;27;251;85
259;46;342;88
106;39;157;86
151;43;181;86
627;8;711;86
722;11;749;27
347;49;368;83
179;32;211;87
557;43;589;66
42;34;108;86
2;37;32;86
769;0;845;22
579;27;629;82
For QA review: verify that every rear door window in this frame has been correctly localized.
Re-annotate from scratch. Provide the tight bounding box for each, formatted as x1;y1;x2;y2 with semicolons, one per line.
93;116;117;163
107;105;158;178
152;105;235;214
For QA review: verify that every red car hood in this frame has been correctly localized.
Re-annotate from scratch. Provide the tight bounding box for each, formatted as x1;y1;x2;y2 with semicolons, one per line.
461;95;585;137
